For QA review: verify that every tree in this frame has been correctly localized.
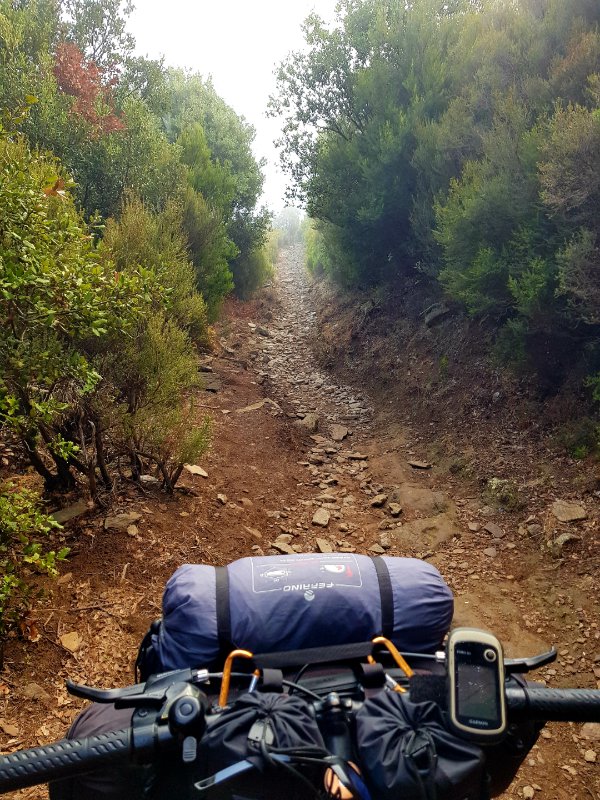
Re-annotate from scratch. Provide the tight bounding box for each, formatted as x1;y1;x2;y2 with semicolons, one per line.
61;0;134;78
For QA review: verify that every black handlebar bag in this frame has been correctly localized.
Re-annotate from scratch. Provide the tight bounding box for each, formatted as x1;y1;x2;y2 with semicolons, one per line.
356;692;488;800
193;692;331;799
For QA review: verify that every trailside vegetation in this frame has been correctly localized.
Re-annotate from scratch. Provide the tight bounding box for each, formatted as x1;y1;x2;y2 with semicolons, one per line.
0;0;269;493
272;0;600;387
0;0;268;639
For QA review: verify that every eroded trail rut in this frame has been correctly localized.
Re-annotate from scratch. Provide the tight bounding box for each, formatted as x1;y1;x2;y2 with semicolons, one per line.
2;246;598;799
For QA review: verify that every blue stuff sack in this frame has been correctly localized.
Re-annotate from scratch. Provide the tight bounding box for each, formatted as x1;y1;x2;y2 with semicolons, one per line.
136;553;453;678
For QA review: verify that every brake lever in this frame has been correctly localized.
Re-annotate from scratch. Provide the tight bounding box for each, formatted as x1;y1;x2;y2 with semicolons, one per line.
66;679;161;705
504;647;557;674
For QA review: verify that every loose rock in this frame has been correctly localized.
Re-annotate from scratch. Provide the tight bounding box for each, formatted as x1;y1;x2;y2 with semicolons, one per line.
551;532;581;555
584;750;597;763
388;503;402;517
483;522;504;538
0;720;19;736
272;541;295;555
23;683;51;703
581;723;600;741
316;538;334;553
217;494;228;505
312;508;331;528
369;543;386;555
52;500;89;524
60;631;81;653
551;500;587;523
104;511;142;531
184;463;208;478
296;413;319;433
370;494;388;508
330;424;349;442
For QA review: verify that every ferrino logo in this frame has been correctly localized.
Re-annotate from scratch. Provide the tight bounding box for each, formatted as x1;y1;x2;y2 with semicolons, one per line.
283;582;336;596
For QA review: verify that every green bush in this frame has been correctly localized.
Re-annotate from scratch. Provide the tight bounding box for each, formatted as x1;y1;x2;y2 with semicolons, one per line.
231;244;274;300
0;482;68;658
96;198;212;490
0;129;151;492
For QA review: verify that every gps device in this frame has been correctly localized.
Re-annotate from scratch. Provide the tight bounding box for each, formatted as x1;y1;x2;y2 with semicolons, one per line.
447;627;506;741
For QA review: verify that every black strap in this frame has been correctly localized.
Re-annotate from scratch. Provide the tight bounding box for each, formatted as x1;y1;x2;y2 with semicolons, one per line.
370;556;394;639
253;641;374;669
215;566;232;658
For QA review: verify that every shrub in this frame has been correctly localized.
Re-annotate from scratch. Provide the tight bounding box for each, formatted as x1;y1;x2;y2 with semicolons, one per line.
0;482;68;662
0;129;150;492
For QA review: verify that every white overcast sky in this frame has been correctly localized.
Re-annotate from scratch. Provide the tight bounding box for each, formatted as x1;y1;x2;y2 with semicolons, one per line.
127;0;338;213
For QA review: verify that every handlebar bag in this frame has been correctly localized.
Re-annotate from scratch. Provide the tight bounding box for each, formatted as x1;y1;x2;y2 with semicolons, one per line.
356;692;487;800
137;554;453;677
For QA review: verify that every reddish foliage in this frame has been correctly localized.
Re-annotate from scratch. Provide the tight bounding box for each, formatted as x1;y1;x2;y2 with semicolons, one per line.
53;42;126;134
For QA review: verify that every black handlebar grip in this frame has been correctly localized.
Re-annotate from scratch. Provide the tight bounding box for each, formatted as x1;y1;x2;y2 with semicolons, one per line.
506;685;600;723
0;727;131;793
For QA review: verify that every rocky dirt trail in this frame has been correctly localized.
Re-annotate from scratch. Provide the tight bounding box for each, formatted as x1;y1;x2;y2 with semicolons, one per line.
1;246;598;799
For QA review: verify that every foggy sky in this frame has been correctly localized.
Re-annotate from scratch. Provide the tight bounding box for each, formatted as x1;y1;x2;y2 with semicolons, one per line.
128;0;338;212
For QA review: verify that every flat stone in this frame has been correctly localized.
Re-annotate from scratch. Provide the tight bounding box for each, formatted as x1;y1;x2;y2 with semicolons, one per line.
483;522;504;538
392;514;457;553
316;538;334;553
551;500;587;523
272;541;295;555
392;485;451;516
369;544;386;554
23;683;51;703
0;720;19;736
312;508;331;528
184;463;208;478
317;493;337;502
104;511;142;531
274;534;293;545
483;547;498;558
407;460;432;470
60;631;81;653
346;452;369;460
139;474;160;485
467;522;480;532
370;494;388;508
52;500;89;524
330;424;349;442
581;723;600;741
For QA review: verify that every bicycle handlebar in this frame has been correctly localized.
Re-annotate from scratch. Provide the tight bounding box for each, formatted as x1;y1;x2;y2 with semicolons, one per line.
0;728;132;793
505;685;600;722
1;663;600;794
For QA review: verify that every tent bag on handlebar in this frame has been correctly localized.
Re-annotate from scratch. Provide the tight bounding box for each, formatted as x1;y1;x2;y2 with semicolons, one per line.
356;692;487;800
136;554;453;676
